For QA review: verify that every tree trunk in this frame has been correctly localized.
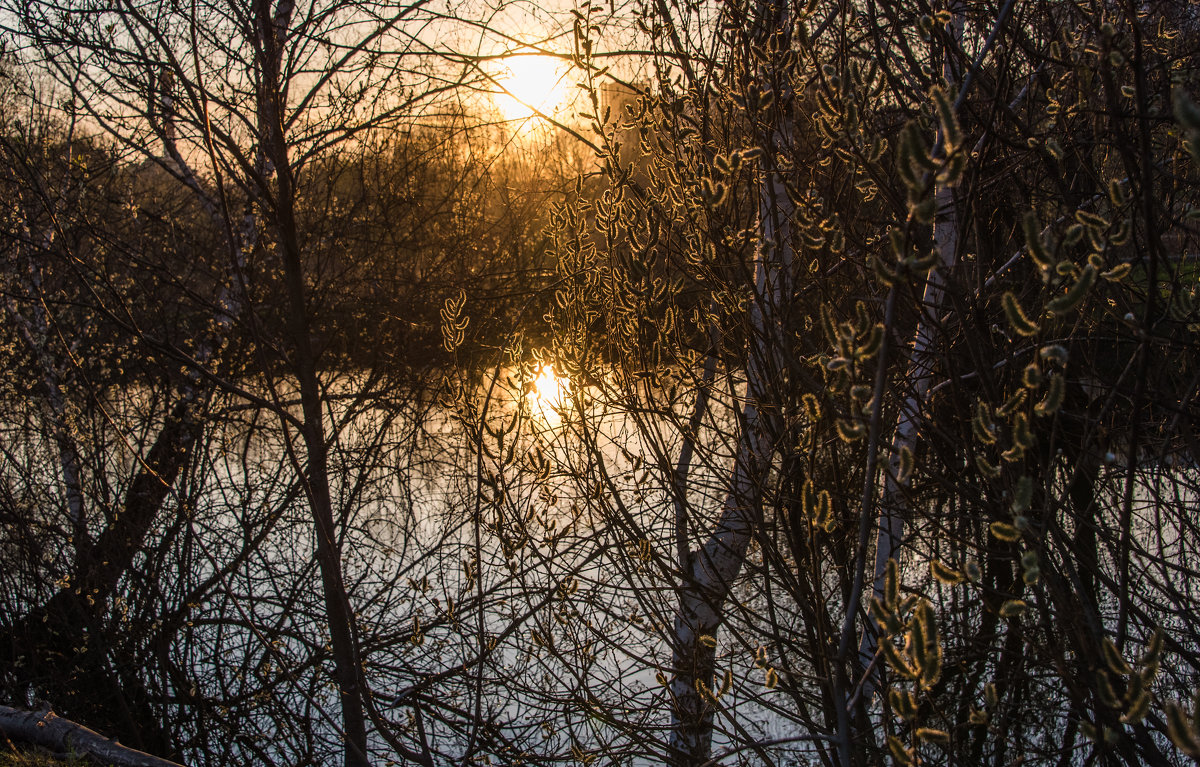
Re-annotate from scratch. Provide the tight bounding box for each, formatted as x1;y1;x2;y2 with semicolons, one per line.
1;398;201;758
857;3;977;701
668;132;791;766
255;4;370;763
0;705;185;767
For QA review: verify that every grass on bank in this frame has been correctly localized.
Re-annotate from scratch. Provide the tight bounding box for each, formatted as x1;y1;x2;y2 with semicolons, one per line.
0;746;107;766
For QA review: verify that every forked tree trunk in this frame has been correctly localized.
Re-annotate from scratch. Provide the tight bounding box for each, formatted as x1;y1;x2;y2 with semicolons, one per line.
668;126;791;767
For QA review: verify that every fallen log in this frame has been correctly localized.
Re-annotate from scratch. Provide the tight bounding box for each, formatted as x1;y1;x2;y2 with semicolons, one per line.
0;705;184;767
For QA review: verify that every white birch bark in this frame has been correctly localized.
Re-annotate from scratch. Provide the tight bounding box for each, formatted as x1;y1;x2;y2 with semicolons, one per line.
668;139;791;765
860;183;958;667
857;12;964;691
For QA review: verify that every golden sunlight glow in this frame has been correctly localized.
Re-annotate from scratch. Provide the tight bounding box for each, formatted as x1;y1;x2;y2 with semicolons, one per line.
531;363;570;414
495;55;568;121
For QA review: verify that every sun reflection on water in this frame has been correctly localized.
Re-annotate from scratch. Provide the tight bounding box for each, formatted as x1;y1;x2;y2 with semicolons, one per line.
530;364;570;419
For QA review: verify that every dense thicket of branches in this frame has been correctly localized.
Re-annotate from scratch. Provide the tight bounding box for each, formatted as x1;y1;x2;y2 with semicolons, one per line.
529;0;1200;765
3;0;1200;766
0;2;566;762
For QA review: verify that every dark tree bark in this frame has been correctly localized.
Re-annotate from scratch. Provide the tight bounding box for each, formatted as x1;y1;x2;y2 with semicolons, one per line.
0;704;185;767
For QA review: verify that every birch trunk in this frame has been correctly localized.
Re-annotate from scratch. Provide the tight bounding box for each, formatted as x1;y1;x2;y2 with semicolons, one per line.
859;184;957;668
668;151;791;767
3;253;91;559
857;7;971;699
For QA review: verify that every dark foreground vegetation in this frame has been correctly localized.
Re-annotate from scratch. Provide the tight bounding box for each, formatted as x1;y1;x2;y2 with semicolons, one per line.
1;750;94;767
3;0;1200;766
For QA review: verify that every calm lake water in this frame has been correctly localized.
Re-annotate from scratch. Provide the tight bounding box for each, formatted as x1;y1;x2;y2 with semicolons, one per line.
4;369;1196;765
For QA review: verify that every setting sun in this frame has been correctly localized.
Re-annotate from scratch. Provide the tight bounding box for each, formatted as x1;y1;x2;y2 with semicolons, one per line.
495;55;568;121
